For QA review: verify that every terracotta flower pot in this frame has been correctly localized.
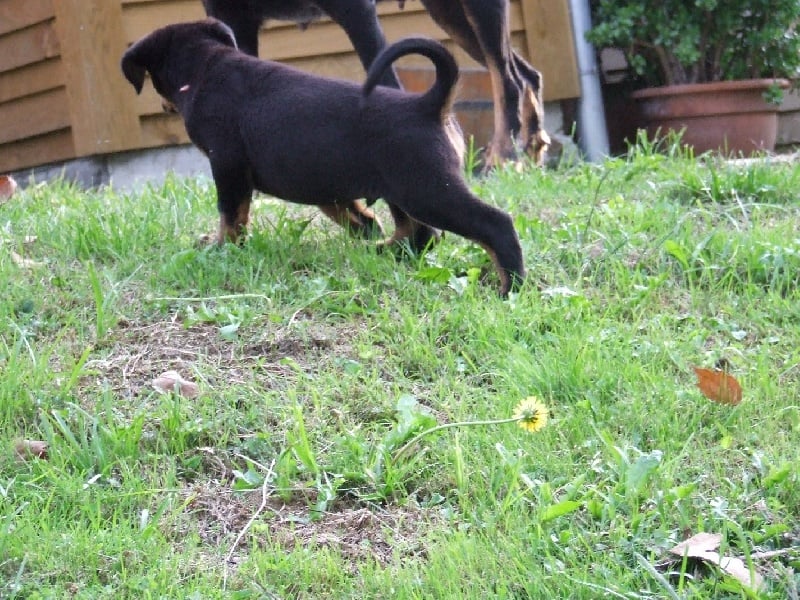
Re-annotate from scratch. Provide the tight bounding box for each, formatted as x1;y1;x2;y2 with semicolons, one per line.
632;79;790;155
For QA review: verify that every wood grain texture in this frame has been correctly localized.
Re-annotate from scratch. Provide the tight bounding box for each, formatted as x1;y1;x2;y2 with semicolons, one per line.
520;0;580;100
53;0;143;155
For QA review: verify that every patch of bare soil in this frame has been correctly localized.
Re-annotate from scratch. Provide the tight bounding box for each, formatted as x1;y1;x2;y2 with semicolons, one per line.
81;311;368;404
185;484;436;569
266;503;432;567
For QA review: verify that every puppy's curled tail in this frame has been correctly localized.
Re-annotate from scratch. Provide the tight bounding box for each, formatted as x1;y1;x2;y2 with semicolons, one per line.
362;37;458;116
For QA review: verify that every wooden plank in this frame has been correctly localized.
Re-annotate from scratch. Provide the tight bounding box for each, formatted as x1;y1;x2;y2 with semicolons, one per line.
260;3;525;62
0;58;63;104
0;0;54;37
0;87;70;145
53;0;143;155
121;0;204;43
122;0;170;5
520;0;580;100
133;85;171;116
261;12;450;61
0;129;74;173
0;20;60;73
140;113;191;147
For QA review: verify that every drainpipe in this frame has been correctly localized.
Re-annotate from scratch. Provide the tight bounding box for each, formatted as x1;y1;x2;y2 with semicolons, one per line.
567;0;610;161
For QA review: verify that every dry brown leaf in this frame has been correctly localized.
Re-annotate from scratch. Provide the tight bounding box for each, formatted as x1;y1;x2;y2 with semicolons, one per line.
669;532;764;591
10;250;44;269
693;366;742;405
14;439;48;460
152;370;200;399
0;175;17;202
669;532;723;556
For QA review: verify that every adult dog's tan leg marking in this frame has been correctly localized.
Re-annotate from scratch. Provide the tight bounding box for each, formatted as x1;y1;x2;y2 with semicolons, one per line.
483;62;516;167
520;85;551;165
456;3;517;167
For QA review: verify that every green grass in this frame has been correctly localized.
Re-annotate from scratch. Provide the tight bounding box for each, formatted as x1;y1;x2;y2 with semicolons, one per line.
1;142;798;598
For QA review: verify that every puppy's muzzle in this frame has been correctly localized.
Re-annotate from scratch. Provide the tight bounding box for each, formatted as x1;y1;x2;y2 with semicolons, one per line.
161;97;178;113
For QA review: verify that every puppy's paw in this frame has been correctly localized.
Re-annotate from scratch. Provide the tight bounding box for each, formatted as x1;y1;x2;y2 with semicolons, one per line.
196;231;248;248
195;233;217;248
410;226;441;253
376;226;441;260
349;214;384;240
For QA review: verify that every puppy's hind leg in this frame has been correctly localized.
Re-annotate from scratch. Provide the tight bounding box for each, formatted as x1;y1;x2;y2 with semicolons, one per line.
319;201;384;239
379;202;440;256
393;181;525;296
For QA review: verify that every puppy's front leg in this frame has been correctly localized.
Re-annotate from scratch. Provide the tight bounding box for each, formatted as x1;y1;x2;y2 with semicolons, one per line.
212;166;254;245
217;199;251;245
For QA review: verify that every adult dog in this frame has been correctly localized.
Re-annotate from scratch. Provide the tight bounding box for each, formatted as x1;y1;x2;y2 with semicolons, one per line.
121;19;525;295
202;0;550;166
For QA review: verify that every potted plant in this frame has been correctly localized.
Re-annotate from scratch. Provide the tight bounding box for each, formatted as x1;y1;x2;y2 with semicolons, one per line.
586;0;800;154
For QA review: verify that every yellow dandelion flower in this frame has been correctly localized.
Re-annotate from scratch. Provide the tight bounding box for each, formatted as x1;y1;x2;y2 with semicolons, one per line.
513;397;549;432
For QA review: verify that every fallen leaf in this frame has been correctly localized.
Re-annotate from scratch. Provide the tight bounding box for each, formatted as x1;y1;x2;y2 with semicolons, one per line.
669;532;764;592
10;250;44;269
0;175;17;202
669;532;723;556
693;366;742;405
152;370;200;399
14;439;48;460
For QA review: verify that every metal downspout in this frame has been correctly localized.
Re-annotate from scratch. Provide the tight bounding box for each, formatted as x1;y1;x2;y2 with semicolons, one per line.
567;0;610;161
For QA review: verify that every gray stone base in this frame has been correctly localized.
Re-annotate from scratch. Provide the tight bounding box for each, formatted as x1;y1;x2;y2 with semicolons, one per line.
777;88;800;150
12;145;211;192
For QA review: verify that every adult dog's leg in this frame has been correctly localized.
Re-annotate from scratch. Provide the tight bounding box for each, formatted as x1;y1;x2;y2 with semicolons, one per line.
421;0;523;166
201;0;261;56
315;0;399;88
456;0;549;165
511;54;549;164
458;0;524;165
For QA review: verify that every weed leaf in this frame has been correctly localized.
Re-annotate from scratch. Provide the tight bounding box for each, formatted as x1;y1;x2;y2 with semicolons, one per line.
540;500;581;523
626;451;662;495
664;239;690;271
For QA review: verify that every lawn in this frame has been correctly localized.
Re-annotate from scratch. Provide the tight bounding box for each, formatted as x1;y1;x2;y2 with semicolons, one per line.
1;141;799;598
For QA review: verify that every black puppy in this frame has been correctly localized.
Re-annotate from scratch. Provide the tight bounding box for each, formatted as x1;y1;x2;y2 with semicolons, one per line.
202;0;550;167
121;19;525;295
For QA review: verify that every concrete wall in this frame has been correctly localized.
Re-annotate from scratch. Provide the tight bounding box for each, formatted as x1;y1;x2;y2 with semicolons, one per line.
777;89;800;150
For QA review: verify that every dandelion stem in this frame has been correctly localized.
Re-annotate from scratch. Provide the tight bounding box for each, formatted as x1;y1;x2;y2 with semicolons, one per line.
394;416;521;460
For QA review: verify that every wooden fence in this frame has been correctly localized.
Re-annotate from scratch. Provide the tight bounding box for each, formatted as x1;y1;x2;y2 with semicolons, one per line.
0;0;579;173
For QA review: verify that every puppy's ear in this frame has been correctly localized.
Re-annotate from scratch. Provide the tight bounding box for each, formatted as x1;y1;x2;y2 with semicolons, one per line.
121;29;169;94
203;18;238;50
